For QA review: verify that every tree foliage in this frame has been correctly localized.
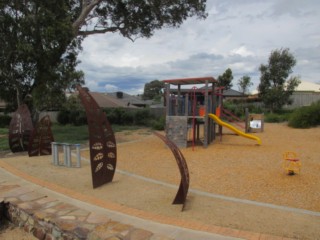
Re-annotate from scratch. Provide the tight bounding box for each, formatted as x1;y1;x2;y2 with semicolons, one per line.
237;75;253;94
217;68;233;90
0;0;207;111
72;0;208;38
0;1;84;111
258;48;301;112
143;80;164;100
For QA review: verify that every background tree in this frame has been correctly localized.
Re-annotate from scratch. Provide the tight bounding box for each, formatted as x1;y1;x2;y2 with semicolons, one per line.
217;68;233;90
0;0;207;112
258;48;301;112
237;75;253;94
0;1;84;113
142;80;165;101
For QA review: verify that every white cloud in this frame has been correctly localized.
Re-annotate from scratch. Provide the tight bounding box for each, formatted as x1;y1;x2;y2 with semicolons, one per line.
104;84;118;92
230;46;254;57
78;0;320;94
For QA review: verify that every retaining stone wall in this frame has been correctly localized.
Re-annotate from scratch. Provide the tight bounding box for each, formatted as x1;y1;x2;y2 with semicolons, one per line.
0;194;173;240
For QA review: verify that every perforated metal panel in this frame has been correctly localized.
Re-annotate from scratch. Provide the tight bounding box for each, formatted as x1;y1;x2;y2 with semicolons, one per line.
28;115;54;156
77;86;117;188
9;104;34;153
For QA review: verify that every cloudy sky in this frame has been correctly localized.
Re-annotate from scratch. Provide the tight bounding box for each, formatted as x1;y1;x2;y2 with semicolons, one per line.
78;0;320;95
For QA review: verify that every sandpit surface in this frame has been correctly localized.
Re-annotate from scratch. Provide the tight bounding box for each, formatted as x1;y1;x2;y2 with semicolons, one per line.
1;123;320;239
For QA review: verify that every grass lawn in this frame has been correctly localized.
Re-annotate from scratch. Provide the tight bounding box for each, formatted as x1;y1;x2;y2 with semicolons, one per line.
0;124;147;151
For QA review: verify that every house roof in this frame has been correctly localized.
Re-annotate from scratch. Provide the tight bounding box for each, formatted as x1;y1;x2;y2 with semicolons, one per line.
90;92;138;108
251;80;320;95
295;81;320;92
107;92;147;106
167;87;245;97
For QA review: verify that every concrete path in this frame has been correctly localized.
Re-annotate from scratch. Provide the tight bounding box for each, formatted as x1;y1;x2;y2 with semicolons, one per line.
0;164;242;240
1;158;309;240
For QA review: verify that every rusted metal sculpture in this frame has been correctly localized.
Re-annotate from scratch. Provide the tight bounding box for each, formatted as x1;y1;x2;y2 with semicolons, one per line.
9;104;34;153
77;86;117;188
28;115;54;156
154;132;190;211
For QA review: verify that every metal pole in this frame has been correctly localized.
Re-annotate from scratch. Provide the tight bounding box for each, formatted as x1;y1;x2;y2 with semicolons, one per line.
52;142;59;165
63;144;68;166
75;144;81;168
66;144;71;167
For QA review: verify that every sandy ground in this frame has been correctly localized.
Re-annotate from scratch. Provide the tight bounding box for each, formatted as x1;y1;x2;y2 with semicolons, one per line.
1;123;320;239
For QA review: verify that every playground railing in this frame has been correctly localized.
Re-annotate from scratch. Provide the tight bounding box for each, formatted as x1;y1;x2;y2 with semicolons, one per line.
221;108;245;129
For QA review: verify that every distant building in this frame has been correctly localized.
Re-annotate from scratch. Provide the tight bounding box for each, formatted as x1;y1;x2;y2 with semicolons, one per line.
250;81;320;109
89;91;148;108
285;81;320;109
0;99;6;111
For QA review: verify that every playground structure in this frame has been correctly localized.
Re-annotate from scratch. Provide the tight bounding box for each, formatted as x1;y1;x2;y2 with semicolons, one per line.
162;76;261;148
163;77;217;148
208;113;261;145
282;152;301;175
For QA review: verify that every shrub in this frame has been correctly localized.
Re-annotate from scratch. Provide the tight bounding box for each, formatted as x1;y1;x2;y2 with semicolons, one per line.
70;110;87;126
264;113;286;123
288;101;320;128
0;115;11;127
57;110;70;125
151;116;165;130
134;109;151;125
121;111;135;125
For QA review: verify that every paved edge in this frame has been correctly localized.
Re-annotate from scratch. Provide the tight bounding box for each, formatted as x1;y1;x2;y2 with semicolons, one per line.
0;160;294;240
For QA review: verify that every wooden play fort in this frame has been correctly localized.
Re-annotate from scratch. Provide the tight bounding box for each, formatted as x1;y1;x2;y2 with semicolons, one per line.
163;77;219;148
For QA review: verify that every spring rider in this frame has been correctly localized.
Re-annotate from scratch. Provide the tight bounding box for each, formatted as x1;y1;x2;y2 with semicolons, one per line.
282;152;301;175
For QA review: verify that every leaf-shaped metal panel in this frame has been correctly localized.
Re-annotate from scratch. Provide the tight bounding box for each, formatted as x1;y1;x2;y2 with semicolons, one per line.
154;132;190;211
77;86;117;188
9;104;34;153
28;115;54;157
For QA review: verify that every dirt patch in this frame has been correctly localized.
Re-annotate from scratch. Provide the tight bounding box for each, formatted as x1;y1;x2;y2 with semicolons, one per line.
1;124;320;239
0;219;37;240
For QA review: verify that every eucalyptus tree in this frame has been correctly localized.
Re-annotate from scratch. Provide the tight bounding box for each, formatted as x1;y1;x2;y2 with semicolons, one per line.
258;48;300;112
0;0;207;111
217;68;233;90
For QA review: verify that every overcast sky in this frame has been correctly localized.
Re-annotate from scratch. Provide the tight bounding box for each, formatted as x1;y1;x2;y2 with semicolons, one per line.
78;0;320;95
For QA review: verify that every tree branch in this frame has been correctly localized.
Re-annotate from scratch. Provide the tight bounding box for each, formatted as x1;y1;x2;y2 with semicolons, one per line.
72;0;103;35
77;26;119;36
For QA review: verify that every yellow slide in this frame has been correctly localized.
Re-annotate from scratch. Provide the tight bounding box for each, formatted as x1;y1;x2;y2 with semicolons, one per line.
208;113;261;145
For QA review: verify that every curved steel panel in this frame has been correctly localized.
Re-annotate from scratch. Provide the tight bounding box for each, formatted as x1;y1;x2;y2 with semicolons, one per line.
28;115;54;156
77;86;117;188
154;132;189;211
9;104;34;153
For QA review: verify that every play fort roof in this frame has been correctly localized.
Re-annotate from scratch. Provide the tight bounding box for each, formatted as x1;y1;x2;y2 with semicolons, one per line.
162;77;217;85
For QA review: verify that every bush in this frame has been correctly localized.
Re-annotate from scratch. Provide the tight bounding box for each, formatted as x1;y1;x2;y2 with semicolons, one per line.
150;116;165;130
70;110;87;126
134;109;151;125
264;113;287;123
288;101;320;128
121;111;135;125
0;115;11;128
57;110;70;125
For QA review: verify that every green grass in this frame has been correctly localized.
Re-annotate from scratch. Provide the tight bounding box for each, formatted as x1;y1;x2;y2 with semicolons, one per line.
0;124;148;151
0;128;8;151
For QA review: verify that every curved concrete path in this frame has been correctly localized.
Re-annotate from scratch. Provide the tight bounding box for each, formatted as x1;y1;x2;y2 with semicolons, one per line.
0;159;303;240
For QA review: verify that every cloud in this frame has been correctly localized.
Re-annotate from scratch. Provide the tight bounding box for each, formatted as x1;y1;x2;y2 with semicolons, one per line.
77;0;320;94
